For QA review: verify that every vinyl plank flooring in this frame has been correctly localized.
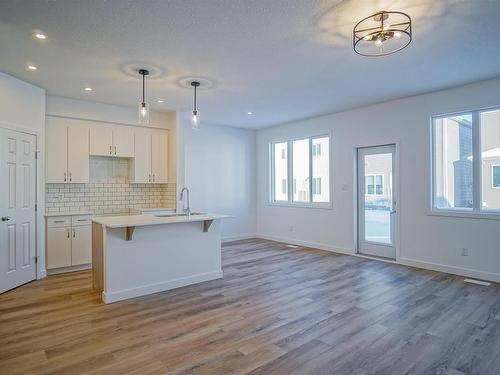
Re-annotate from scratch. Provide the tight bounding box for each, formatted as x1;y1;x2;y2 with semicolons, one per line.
1;239;499;374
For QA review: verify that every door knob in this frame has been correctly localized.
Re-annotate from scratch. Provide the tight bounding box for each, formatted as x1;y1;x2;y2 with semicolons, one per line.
1;216;11;222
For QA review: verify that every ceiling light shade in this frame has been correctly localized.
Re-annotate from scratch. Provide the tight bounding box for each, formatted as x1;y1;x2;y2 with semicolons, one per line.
190;81;201;129
138;69;150;125
353;11;411;57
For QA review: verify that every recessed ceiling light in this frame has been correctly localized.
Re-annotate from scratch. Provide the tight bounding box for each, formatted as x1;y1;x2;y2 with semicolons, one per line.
157;100;164;103
26;64;38;71
84;87;93;92
247;111;253;115
33;32;47;40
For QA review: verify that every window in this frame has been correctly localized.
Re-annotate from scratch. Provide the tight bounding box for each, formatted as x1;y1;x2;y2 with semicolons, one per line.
270;136;330;205
366;175;383;196
273;142;288;201
493;166;500;188
432;108;500;214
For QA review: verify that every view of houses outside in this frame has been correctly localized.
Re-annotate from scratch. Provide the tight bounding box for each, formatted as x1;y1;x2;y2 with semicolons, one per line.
434;109;500;211
363;152;393;244
272;137;330;203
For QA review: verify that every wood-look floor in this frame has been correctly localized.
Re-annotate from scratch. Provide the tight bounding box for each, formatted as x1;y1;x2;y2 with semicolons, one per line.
1;239;500;375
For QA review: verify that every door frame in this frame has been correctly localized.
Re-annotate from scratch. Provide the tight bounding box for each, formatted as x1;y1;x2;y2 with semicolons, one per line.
0;121;42;281
353;141;401;261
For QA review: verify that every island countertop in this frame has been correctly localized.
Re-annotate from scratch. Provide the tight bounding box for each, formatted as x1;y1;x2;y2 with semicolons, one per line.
91;212;231;228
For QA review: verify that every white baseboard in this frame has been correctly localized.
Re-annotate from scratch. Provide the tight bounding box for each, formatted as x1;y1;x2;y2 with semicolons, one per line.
251;234;500;284
103;270;223;304
399;257;500;283
222;233;258;243
255;234;352;255
47;264;92;276
37;269;47;279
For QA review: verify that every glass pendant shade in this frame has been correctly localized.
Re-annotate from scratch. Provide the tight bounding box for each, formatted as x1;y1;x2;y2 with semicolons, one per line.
191;110;200;129
138;101;149;125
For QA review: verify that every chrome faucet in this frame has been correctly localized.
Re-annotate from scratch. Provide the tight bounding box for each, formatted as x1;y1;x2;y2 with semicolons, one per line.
179;187;190;217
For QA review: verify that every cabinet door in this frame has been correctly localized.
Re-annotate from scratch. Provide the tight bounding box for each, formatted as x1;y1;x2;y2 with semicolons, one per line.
46;227;72;269
113;126;135;157
90;126;113;156
71;225;91;265
133;129;152;183
46;120;68;183
68;125;89;183
151;130;168;183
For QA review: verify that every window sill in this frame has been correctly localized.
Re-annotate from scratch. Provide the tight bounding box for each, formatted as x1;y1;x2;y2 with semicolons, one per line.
427;210;500;220
268;201;333;210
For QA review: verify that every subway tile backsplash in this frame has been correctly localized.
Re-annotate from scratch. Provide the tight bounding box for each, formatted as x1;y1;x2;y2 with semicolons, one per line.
46;157;176;214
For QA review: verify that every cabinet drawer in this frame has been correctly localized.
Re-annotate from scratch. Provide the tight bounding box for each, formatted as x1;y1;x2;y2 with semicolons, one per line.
47;216;71;228
72;215;92;227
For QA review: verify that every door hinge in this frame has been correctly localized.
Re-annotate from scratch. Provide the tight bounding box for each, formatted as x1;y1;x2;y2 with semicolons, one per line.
32;256;39;264
35;203;38;211
34;151;40;159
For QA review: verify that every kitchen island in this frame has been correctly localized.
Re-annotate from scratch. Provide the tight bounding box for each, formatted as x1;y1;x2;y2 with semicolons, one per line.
91;213;230;303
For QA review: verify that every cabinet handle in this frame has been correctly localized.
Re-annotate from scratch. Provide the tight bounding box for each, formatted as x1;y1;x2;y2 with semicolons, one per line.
153;174;155;183
64;172;67;182
66;229;70;238
73;229;76;238
69;172;72;182
109;145;112;155
53;220;65;223
114;146;117;155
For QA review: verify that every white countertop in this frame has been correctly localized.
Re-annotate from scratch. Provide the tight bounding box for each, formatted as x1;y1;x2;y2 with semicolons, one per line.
45;211;93;217
92;212;231;228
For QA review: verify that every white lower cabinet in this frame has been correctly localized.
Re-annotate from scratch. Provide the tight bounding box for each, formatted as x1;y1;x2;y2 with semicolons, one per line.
46;215;92;271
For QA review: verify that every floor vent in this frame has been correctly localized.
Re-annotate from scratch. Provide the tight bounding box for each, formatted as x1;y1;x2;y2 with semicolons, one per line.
464;278;491;286
286;244;299;248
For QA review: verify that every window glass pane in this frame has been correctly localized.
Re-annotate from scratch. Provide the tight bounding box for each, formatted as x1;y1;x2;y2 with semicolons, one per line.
433;115;473;209
292;138;310;202
312;137;329;202
480;109;500;210
273;142;288;201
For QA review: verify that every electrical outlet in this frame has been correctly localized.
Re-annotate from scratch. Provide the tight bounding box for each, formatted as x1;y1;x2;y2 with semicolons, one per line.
461;248;469;256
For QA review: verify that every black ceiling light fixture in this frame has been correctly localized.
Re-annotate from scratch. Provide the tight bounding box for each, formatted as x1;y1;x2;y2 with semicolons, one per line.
190;81;201;129
353;11;411;57
138;69;150;124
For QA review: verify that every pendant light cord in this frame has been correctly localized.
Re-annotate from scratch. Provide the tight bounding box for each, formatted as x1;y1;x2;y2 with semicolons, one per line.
194;85;197;112
142;73;145;104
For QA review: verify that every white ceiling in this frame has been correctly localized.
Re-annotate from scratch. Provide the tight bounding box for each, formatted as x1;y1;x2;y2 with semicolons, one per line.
1;0;500;129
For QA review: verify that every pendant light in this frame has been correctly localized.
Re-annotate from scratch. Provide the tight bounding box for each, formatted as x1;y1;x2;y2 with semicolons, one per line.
138;69;150;124
190;81;201;129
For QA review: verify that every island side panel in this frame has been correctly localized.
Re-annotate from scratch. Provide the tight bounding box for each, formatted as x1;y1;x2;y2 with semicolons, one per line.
102;220;223;303
92;222;104;293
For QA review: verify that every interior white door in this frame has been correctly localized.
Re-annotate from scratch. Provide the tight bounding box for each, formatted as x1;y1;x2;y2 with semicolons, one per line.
133;129;152;183
151;130;168;183
46;120;68;183
0;128;37;293
90;126;113;156
71;225;91;265
68;125;89;183
357;144;397;259
113;126;135;158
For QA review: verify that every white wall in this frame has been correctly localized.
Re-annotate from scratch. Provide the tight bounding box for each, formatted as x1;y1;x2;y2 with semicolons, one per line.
256;77;500;282
0;72;46;278
181;119;256;241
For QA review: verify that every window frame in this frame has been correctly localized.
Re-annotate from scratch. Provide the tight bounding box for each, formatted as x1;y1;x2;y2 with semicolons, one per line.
269;134;332;209
430;107;500;219
365;174;384;196
492;164;500;189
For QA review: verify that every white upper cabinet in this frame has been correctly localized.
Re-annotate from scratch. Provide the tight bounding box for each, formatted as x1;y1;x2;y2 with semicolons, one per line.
90;125;134;157
46;119;68;183
113;126;135;157
90;126;113;156
132;128;168;183
68;125;90;183
151;130;168;183
133;128;152;183
46;117;89;184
